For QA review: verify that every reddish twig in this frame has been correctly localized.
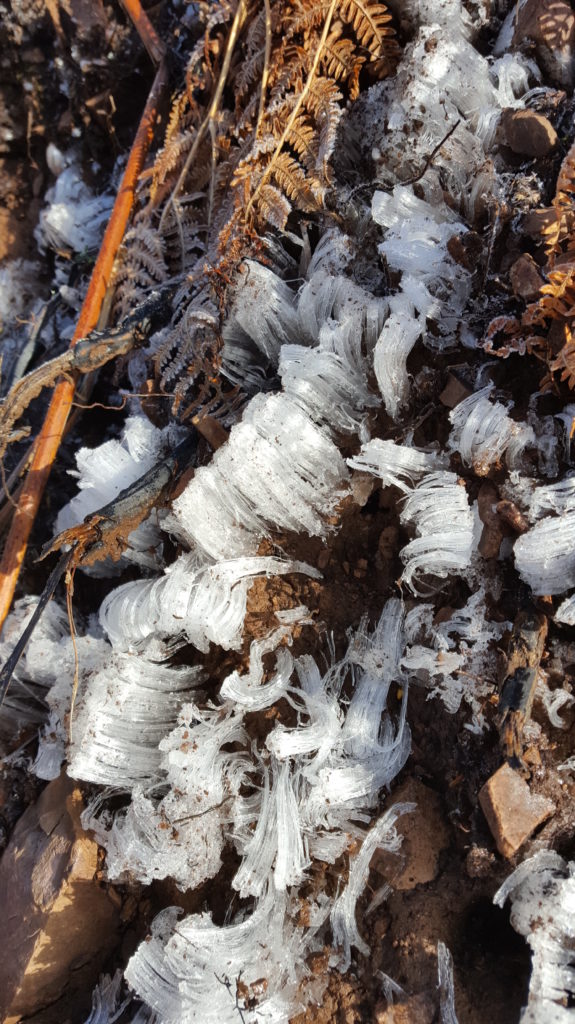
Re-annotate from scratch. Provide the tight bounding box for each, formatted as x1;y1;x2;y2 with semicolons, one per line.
0;3;168;629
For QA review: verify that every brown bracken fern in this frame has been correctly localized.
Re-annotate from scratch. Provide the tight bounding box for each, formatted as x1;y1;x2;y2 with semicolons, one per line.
112;0;399;416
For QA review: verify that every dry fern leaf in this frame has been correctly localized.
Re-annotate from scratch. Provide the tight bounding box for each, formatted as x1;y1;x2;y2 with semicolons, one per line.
555;140;575;200
270;151;324;210
284;113;321;172
322;32;365;98
338;0;398;58
550;328;575;388
539;266;575;320
286;0;398;63
113;222;169;322
257;183;293;229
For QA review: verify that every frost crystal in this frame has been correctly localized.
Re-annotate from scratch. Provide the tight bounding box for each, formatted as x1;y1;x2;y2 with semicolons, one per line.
494;852;575;1023
515;511;575;595
348;439;439;493
437;943;459;1024
100;555;317;654
172;393;349;559
36;155;113;255
69;655;205;787
400;472;474;593
331;804;413;971
448;388;534;475
56;415;170;572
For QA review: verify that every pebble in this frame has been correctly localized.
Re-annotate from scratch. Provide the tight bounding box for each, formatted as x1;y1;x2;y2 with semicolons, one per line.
0;774;121;1022
350;470;375;507
372;778;450;890
500;109;558;158
479;763;556;858
373;993;435;1024
509;254;544;301
477;482;504;560
317;548;330;570
439;373;472;409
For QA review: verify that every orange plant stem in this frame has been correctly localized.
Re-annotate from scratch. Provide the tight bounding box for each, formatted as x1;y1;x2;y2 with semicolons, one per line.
120;0;165;65
0;39;168;629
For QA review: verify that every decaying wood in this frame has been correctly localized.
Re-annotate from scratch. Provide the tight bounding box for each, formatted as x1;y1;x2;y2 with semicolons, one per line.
498;608;548;766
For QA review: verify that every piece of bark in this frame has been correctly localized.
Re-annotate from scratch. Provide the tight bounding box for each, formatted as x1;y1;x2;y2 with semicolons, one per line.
0;773;121;1023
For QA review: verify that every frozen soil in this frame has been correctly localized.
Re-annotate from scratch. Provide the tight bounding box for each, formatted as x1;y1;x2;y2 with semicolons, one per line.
1;3;575;1024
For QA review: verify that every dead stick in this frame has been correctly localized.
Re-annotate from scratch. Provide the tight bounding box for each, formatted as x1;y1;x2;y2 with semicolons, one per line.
0;14;168;630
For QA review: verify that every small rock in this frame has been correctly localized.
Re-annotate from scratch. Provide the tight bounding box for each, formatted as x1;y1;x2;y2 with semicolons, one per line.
514;0;575;88
509;254;543;301
439;373;472;409
500;109;558;158
351;471;375;507
0;774;121;1023
317;549;330;570
465;845;496;879
479;763;556;858
477;482;504;559
372;779;450;889
374;993;435;1024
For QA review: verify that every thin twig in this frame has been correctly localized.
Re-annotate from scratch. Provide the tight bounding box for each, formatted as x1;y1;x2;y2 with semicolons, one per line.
0;549;73;705
399;119;461;187
255;0;272;141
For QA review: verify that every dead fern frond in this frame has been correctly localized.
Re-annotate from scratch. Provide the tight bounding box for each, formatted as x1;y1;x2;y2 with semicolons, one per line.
111;0;399;405
338;0;398;58
555;140;575;199
322;31;365;98
550;327;575;388
270;151;324;211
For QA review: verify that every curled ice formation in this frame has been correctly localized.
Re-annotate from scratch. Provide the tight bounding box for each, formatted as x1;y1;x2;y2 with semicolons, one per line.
100;555;317;654
125;891;327;1024
56;415;170;572
448;388;535;475
400;472;474;593
172;393;349;560
494;852;575;1023
331;803;413;971
69;654;205;787
515;511;575;595
348;438;439;493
